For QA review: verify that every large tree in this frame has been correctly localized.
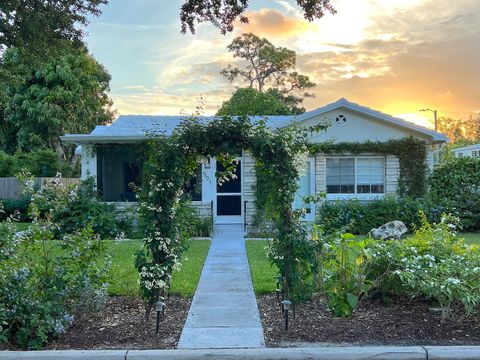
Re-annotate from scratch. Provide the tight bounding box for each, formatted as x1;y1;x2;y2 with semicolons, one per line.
180;0;335;34
217;87;304;116
438;115;480;143
221;33;315;113
7;49;114;162
1;0;107;56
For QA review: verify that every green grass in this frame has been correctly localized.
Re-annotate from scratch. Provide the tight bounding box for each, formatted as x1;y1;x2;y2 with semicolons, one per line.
14;222;32;231
245;240;278;294
461;233;480;245
107;239;210;297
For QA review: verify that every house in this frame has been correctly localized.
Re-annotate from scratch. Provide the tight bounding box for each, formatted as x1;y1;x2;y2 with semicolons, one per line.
61;98;448;229
453;144;480;158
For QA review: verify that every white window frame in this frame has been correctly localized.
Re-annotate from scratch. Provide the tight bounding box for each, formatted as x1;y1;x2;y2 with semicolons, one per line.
325;156;386;200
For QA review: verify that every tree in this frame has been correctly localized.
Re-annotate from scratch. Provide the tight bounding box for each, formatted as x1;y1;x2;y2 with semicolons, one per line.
217;87;297;116
221;33;315;113
180;0;335;34
1;0;107;56
8;50;114;162
437;116;480;143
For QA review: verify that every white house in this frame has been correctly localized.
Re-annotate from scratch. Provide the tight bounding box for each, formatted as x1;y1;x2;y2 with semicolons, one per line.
61;98;448;229
453;144;480;158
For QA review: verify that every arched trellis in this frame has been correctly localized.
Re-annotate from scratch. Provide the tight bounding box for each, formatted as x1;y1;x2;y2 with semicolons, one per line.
135;115;325;318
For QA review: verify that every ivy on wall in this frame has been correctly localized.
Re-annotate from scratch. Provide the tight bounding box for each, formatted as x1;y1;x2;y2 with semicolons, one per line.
308;136;429;198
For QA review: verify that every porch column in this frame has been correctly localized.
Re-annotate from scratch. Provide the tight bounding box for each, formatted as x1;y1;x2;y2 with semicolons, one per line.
81;144;97;181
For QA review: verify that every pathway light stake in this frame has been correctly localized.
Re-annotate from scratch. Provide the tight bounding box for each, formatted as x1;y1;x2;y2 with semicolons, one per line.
282;300;292;331
275;275;282;300
155;299;166;334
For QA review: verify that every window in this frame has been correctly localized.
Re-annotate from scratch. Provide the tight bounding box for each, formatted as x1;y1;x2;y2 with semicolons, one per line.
458;152;463;157
326;158;355;194
326;157;385;195
472;151;478;157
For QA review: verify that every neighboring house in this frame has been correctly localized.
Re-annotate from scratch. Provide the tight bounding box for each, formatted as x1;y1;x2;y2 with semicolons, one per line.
453;144;480;158
61;98;448;229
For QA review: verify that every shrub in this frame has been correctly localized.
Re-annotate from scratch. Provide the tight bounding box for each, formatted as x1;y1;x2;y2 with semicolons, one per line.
317;196;424;234
429;157;480;231
0;150;77;177
0;183;110;349
369;213;480;320
312;227;387;317
0;196;31;221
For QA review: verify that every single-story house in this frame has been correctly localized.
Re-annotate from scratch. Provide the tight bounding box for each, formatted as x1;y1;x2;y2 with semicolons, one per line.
61;98;448;229
453;143;480;158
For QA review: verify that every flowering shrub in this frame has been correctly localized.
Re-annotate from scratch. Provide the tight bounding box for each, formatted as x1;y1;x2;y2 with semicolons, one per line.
370;213;480;320
312;227;387;317
0;175;110;349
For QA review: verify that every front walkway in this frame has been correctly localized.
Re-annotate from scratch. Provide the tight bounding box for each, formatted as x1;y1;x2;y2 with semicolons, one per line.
178;224;265;349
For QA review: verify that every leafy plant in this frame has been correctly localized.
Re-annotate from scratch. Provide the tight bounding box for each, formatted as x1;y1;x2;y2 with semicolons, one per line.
313;228;387;317
0;177;110;349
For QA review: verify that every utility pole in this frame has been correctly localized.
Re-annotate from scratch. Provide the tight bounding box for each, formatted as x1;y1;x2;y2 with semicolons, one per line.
420;108;438;131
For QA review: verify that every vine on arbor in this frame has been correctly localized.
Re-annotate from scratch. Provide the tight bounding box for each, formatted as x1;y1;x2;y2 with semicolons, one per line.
136;115;326;314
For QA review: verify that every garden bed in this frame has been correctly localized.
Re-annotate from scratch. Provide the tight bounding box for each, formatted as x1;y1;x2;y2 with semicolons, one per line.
44;296;190;350
258;293;480;347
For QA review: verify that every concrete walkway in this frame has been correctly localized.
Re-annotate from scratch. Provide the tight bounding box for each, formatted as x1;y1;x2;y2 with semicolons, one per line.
178;224;265;349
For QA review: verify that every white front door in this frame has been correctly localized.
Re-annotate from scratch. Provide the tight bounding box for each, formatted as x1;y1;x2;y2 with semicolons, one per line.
214;158;243;224
294;157;316;222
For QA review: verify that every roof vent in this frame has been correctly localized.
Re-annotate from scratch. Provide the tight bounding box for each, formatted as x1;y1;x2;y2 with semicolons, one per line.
336;114;347;123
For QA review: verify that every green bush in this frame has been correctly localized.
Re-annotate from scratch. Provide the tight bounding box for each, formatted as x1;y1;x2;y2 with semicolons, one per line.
311;228;387;317
369;213;480;320
317;196;424;234
0;150;77;177
0;185;110;349
0;196;31;221
429;157;480;231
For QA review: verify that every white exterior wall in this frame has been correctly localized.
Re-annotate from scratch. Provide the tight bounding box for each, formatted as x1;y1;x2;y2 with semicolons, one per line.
81;144;97;181
243;151;257;231
192;161;214;217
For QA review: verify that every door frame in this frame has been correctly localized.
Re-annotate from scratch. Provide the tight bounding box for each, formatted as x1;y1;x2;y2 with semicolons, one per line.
213;157;244;225
295;156;316;222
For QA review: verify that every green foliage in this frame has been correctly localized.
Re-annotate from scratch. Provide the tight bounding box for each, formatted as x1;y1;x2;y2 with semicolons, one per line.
7;50;113;161
137;114;325;313
221;33;315;112
370;214;480;320
429;157;480;231
0;180;110;349
245;240;278;294
0;149;76;177
312;230;386;317
0;196;31;221
1;0;107;54
310;137;428;197
180;0;335;35
217;88;293;116
317;196;424;234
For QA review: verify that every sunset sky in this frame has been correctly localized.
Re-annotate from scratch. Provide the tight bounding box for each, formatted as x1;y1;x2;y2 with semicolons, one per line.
85;0;480;128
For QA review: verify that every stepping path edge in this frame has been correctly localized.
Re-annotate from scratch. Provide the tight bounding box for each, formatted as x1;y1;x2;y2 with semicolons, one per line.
2;346;480;360
178;224;266;349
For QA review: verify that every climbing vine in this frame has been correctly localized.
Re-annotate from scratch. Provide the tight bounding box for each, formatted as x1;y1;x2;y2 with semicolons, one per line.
136;116;326;314
308;136;428;197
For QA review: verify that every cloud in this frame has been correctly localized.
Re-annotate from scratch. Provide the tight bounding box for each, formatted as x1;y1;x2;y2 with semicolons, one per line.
236;8;313;38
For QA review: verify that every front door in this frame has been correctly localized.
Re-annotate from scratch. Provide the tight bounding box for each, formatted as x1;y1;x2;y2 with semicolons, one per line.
214;158;243;224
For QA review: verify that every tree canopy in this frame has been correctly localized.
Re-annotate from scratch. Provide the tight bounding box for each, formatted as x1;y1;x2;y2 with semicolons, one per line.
1;0;107;55
180;0;335;34
221;33;315;114
7;50;113;161
217;87;303;116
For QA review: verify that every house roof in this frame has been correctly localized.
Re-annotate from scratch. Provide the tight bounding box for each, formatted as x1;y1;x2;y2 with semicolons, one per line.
61;98;448;144
452;143;480;152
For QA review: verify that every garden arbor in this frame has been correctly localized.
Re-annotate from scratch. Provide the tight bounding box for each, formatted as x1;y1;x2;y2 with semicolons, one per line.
135;115;325;314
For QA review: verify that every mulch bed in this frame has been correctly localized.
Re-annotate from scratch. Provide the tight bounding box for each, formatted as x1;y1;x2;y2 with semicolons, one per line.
258;293;480;347
44;295;191;350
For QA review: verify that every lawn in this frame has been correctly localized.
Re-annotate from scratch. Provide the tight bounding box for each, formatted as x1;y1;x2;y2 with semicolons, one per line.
107;239;210;297
245;240;278;294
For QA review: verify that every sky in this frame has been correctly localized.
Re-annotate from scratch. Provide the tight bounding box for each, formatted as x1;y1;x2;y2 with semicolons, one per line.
85;0;480;128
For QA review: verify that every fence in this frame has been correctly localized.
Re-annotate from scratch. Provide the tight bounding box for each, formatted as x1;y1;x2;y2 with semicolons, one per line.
0;177;80;200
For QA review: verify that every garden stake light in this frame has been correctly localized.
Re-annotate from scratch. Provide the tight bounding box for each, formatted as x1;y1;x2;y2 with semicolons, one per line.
155;299;165;334
275;274;282;300
282;300;292;331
